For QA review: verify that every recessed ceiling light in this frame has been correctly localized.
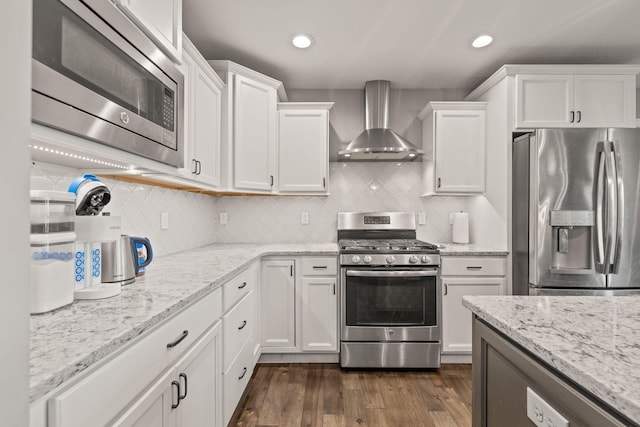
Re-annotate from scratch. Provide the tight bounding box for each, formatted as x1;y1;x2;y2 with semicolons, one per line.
292;34;314;49
472;35;493;48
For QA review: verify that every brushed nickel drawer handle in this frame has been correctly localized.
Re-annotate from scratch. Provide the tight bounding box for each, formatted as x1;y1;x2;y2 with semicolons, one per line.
238;320;247;330
312;266;328;269
167;330;189;348
238;282;247;289
466;266;483;270
238;367;247;380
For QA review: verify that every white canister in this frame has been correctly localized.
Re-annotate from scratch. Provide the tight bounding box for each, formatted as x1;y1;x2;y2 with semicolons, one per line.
30;232;76;314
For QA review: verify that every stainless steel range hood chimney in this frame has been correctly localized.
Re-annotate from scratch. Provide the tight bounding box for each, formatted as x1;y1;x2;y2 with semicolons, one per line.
339;80;424;161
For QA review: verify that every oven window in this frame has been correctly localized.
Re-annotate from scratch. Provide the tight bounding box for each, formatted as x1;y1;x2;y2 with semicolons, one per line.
345;272;437;326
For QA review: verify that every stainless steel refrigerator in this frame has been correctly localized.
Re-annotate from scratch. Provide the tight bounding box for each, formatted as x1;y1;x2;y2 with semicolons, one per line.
513;128;640;295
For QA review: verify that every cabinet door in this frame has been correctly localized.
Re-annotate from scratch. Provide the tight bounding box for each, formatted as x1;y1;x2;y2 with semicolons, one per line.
115;0;182;62
441;277;504;354
260;260;296;349
174;322;222;427
515;74;573;128
278;109;328;193
434;109;486;193
110;369;175;427
301;277;337;352
233;75;277;191
574;75;636;128
191;64;222;186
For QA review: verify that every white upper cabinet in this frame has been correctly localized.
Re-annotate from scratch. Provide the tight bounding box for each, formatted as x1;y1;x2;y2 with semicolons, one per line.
515;73;636;128
419;102;487;195
277;103;334;194
114;0;182;63
179;37;224;187
210;61;286;193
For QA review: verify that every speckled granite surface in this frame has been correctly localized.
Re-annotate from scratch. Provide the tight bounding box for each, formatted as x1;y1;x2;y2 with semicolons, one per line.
30;243;338;403
463;295;640;423
437;243;508;256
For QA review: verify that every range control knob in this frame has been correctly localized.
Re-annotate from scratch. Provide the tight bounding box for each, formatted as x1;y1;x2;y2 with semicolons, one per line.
363;255;373;264
421;255;432;264
351;255;361;264
409;255;419;264
385;255;396;264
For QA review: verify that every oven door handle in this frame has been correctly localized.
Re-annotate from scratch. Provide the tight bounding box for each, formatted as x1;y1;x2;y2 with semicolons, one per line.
346;270;438;278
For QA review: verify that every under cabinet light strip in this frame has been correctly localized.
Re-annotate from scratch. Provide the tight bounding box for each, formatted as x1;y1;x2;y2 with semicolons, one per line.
29;144;129;169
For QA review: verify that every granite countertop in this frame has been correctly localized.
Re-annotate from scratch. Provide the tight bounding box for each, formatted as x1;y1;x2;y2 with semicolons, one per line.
463;295;640;423
30;243;338;403
436;243;508;256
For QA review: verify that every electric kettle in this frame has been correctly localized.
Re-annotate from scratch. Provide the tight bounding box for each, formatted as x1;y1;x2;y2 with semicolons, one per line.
101;236;153;285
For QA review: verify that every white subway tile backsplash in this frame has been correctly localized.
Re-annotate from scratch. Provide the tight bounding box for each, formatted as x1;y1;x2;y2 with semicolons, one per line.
215;162;473;244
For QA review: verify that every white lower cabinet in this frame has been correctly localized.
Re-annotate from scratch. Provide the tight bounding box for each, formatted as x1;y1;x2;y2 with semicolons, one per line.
45;288;223;427
260;259;296;350
300;258;338;352
111;321;223;427
261;257;338;354
221;262;260;425
441;256;506;355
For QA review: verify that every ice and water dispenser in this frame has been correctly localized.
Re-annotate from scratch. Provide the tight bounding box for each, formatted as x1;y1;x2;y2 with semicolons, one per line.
549;210;594;274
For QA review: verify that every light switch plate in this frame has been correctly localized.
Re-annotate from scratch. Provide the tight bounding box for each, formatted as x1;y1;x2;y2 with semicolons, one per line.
418;212;426;225
160;212;169;230
526;387;569;427
219;212;228;225
301;212;309;225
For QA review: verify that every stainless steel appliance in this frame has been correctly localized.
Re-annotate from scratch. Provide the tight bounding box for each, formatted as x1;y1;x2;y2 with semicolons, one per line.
338;212;441;368
31;0;183;167
101;235;153;286
513;128;640;296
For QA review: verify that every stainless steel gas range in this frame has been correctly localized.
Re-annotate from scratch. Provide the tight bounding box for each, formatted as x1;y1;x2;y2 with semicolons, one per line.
338;212;441;369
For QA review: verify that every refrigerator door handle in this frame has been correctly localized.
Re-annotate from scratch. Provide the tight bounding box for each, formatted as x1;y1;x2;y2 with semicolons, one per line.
594;144;606;272
595;142;615;274
611;140;624;274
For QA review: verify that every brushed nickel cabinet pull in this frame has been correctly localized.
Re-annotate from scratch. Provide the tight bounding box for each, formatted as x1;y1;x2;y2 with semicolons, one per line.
178;373;188;400
466;266;482;270
238;282;247;289
238;320;247;330
171;380;180;409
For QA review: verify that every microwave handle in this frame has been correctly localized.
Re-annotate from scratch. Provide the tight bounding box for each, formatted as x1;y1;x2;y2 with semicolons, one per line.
346;270;438;278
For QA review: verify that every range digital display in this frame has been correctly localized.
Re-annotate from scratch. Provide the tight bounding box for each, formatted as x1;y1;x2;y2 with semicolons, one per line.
364;216;390;225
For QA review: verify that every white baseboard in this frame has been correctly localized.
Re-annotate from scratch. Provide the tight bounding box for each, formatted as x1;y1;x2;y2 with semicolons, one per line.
441;354;472;364
258;353;340;364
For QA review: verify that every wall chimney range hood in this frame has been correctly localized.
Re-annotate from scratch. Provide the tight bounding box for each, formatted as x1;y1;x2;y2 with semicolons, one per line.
339;80;424;161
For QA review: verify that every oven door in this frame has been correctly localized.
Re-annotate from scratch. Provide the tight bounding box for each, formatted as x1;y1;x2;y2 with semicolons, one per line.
341;267;441;342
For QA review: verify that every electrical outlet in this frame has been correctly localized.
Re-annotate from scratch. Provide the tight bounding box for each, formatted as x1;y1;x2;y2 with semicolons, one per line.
418;212;426;225
449;212;454;225
219;212;228;225
161;212;169;230
301;212;309;225
526;388;569;427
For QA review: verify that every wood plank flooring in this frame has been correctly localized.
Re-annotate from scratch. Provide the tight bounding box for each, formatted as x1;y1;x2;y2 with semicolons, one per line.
228;363;472;427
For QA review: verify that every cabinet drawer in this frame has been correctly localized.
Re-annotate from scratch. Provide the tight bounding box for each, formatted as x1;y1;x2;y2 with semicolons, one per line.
223;290;256;371
223;262;258;312
301;257;337;276
223;340;256;426
48;288;222;427
441;256;506;276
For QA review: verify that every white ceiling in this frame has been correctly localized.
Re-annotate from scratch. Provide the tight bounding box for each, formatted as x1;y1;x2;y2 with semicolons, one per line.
183;0;640;91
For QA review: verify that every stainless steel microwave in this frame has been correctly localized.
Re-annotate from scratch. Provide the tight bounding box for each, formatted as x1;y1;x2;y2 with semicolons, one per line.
32;0;184;168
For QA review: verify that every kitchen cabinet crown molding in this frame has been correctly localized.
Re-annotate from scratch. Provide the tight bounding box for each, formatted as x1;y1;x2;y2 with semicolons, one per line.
182;36;224;89
466;64;640;101
277;102;334;111
208;60;288;101
418;101;487;121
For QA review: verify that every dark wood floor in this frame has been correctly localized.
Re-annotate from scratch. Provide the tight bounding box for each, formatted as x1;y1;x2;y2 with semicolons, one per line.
228;363;472;427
